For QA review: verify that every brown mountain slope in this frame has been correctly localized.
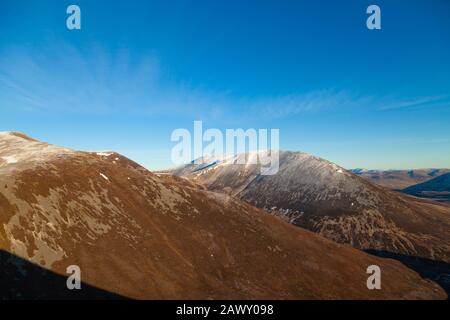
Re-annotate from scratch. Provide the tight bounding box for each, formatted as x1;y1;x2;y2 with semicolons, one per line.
0;132;445;299
174;151;450;265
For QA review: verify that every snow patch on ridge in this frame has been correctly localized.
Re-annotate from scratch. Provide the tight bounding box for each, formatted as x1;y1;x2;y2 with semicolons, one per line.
100;173;109;180
1;156;18;164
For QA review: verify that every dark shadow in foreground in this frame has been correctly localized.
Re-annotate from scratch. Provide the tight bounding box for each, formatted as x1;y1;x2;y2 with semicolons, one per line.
0;250;128;300
366;249;450;298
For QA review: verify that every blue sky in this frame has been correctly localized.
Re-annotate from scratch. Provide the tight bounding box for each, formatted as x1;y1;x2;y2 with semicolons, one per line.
0;0;449;169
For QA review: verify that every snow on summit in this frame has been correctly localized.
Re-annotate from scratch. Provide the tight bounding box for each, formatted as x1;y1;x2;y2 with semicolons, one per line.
0;132;75;171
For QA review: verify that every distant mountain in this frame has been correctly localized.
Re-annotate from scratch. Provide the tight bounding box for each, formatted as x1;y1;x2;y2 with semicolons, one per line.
174;151;450;265
402;173;450;202
352;169;450;190
2;132;443;299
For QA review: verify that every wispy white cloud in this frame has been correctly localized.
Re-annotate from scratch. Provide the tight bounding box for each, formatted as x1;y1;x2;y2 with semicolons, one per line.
378;95;450;111
248;90;372;118
0;41;447;123
0;42;164;115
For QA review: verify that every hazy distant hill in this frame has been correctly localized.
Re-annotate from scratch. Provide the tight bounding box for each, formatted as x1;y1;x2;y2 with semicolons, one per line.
351;169;450;190
402;172;450;202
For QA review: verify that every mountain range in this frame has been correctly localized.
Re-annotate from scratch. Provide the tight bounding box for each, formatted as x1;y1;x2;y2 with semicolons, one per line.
2;132;445;299
351;168;450;190
402;173;450;202
174;151;450;263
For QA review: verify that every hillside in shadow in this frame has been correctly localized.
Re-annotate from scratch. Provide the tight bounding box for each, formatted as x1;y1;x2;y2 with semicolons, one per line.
0;250;128;300
366;249;450;298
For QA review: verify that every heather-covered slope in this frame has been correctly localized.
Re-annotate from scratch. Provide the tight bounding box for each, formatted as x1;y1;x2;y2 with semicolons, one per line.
0;132;445;299
174;151;450;264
